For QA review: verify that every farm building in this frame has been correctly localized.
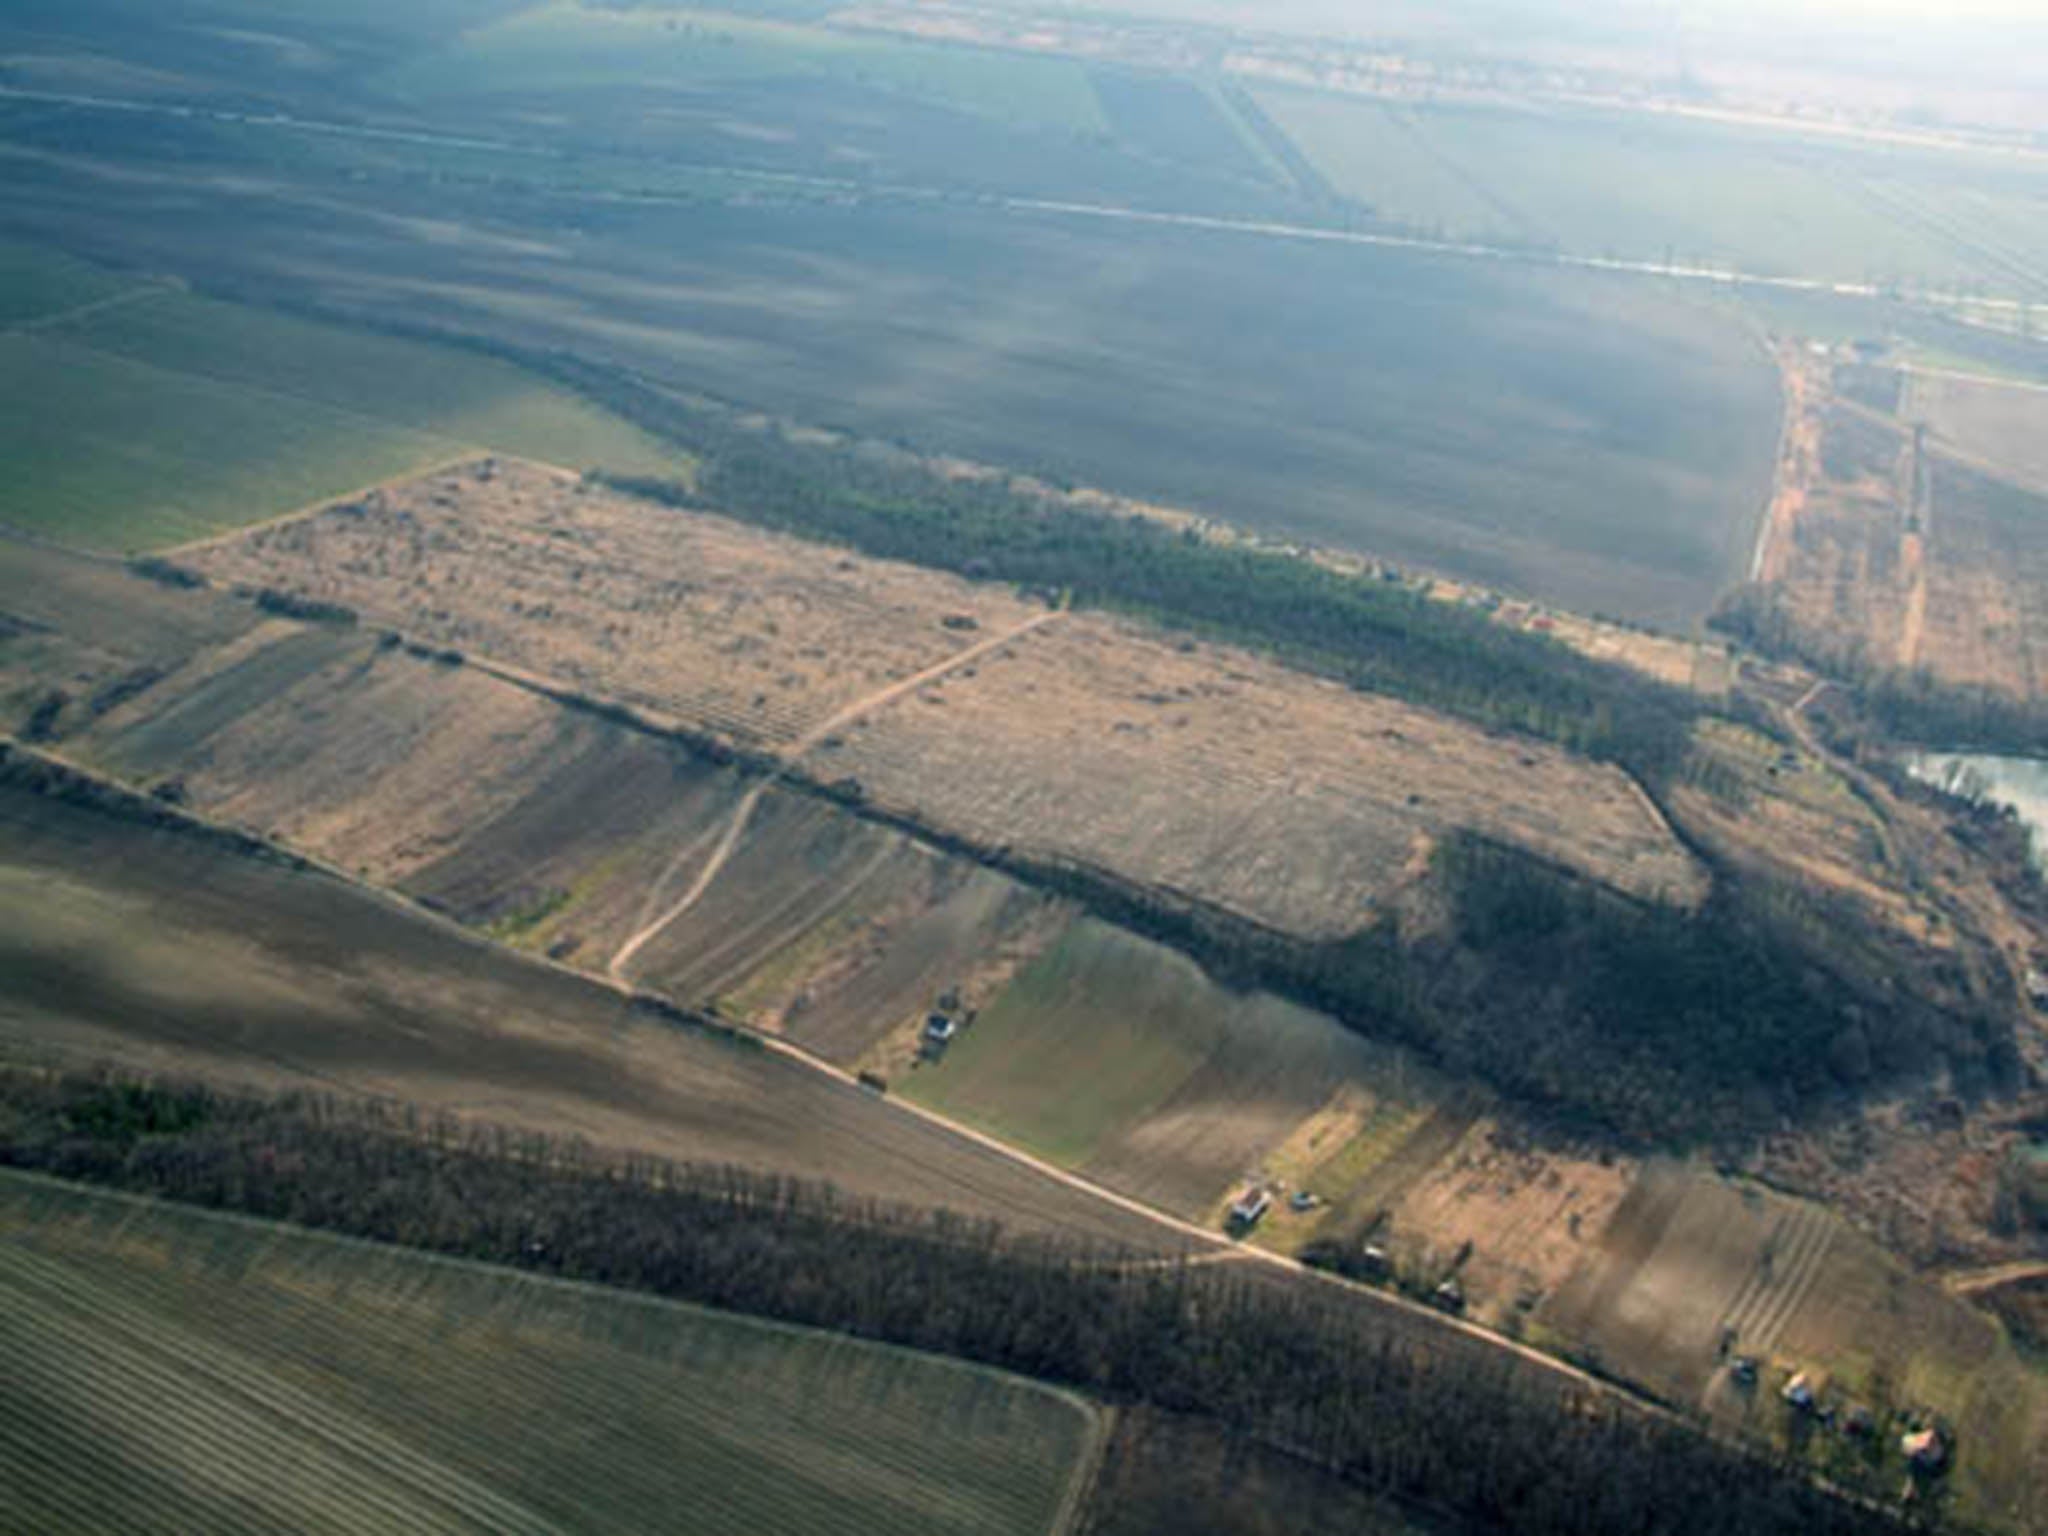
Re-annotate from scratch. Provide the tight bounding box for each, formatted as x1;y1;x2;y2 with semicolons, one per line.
1781;1372;1816;1412
1901;1428;1948;1474
1226;1187;1270;1232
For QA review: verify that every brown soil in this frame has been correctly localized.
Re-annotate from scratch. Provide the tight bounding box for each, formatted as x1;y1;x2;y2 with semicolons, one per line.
180;459;1707;938
185;459;1047;752
0;770;1184;1251
1751;346;2048;701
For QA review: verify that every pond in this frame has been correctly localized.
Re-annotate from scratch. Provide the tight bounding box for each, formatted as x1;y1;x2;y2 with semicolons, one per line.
1907;752;2048;869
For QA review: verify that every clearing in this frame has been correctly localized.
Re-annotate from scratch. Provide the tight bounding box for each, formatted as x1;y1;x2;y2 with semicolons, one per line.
180;460;1707;936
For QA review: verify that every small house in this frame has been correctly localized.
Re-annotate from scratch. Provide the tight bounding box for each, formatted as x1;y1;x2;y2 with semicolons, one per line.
1901;1428;1948;1474
1226;1187;1271;1232
1782;1372;1817;1412
1432;1279;1466;1315
922;1013;958;1048
1729;1356;1759;1388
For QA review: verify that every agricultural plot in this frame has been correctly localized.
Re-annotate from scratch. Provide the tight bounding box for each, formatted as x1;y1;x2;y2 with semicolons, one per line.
0;104;1781;626
1904;370;2048;496
1253;87;2048;297
185;464;1705;942
0;1171;1102;1536
817;607;1707;933
1539;1161;2048;1530
0;248;688;549
1754;346;2048;700
0;762;1184;1251
187;460;1046;753
382;2;1109;135
903;918;1396;1218
1089;70;1273;185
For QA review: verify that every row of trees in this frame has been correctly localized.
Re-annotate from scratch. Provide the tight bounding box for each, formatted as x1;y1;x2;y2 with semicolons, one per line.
601;437;1700;779
0;1068;1914;1536
315;329;1699;780
1711;583;2048;756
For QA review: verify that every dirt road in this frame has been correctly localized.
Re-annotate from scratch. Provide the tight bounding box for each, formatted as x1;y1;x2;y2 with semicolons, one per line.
1944;1261;2048;1298
607;607;1065;983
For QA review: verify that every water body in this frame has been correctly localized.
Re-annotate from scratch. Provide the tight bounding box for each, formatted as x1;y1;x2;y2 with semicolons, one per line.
1908;752;2048;867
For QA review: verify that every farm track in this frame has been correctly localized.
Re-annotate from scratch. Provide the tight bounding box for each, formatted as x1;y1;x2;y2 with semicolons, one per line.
1944;1261;2048;1298
0;748;1843;1500
4;282;169;336
655;835;906;1004
608;607;1065;983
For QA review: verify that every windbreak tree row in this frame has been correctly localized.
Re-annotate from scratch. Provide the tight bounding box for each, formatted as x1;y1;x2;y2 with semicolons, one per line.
0;1069;1912;1536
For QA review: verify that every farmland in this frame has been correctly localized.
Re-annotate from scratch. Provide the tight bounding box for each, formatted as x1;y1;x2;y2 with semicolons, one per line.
1251;87;2048;299
382;2;1111;138
0;752;1184;1252
0;1170;1102;1536
1745;342;2048;704
904;918;1401;1218
1541;1161;2048;1529
0;87;1782;626
180;462;1706;936
0;248;689;550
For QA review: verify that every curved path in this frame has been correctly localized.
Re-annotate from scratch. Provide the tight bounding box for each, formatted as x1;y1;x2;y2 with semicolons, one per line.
607;607;1064;983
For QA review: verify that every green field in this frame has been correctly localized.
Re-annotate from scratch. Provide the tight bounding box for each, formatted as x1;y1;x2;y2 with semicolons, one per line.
0;1170;1101;1535
0;250;691;550
1255;88;2048;297
0;242;139;327
385;3;1107;135
904;918;1394;1218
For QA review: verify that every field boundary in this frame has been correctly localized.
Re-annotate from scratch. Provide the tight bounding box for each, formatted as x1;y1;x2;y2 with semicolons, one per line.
0;737;1684;1423
0;1164;1112;1429
162;451;487;559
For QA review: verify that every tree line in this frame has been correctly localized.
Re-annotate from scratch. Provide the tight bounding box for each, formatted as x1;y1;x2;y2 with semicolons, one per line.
0;1068;1919;1536
602;440;1699;780
275;317;1699;782
1711;584;2048;756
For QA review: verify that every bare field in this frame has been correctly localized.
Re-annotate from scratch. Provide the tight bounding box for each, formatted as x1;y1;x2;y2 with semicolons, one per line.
1375;1122;1634;1332
1904;371;2048;494
1757;351;2048;700
183;461;1706;936
822;608;1705;934
1;1172;1102;1536
183;459;1045;753
0;770;1185;1253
